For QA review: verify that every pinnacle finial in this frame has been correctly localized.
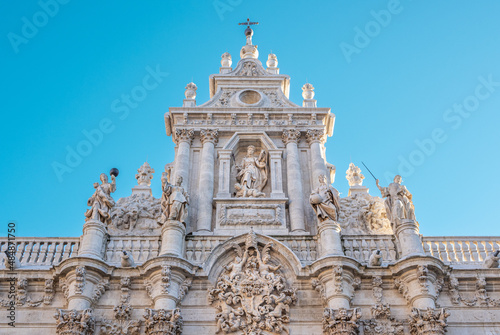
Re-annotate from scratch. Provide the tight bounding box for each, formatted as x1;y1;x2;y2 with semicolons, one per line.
238;18;259;45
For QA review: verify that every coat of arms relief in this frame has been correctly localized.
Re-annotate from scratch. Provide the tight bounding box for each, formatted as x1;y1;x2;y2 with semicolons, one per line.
208;231;297;334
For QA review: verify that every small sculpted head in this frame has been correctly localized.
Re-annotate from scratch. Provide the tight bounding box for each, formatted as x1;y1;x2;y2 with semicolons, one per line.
100;173;108;183
176;176;183;186
247;145;255;156
394;175;402;184
318;174;327;185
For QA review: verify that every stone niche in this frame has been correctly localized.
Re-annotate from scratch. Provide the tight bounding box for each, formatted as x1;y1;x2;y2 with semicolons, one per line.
214;132;288;235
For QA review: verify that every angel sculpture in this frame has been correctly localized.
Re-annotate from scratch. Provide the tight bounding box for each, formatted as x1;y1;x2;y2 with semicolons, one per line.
224;243;249;280
235;145;268;198
309;174;341;223
258;243;281;280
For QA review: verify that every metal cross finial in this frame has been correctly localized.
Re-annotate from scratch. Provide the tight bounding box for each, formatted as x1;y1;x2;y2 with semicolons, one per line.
238;18;259;27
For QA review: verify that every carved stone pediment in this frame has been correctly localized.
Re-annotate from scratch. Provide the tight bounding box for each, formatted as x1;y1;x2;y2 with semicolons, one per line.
208;231;296;335
109;194;161;236
199;88;298;109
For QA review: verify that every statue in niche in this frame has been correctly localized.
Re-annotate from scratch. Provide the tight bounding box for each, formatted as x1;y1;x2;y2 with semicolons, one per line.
159;172;189;225
310;174;341;223
85;172;116;225
376;175;416;226
234;145;268;198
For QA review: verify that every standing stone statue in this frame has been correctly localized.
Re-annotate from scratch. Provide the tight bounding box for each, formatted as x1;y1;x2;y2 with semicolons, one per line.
376;175;416;226
85;173;116;225
160;173;189;225
310;174;341;222
235;145;268;198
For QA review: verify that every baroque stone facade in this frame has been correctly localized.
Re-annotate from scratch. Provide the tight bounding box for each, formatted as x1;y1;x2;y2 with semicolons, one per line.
1;25;499;335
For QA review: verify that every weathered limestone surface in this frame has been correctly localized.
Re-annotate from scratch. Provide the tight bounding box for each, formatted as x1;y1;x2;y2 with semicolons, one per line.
1;24;499;335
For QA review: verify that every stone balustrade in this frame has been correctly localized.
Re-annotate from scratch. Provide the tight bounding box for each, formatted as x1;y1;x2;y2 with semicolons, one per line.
342;235;398;263
105;236;161;265
0;237;80;267
422;236;500;264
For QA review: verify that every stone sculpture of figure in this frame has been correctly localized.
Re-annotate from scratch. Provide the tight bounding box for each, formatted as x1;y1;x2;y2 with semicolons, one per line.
160;173;189;225
346;163;365;187
376;175;416;226
85;173;116;225
310;174;341;223
235;145;268;198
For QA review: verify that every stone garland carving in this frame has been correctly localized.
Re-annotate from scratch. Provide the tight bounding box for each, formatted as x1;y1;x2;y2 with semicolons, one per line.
136;162;155;186
408;308;449;335
91;279;109;305
208;231;297;335
417;265;429;294
333;266;344;294
110;194;161;232
219;204;282;226
143;308;183;335
322;308;362;335
60;277;70;300
85;172;116;225
235;145;268;198
0;277;55;307
100;276;141;335
178;278;193;305
161;264;172;294
361;276;404;335
338;194;392;235
394;278;410;303
448;273;500;307
311;279;327;305
144;279;154;302
54;309;95;335
75;266;86;295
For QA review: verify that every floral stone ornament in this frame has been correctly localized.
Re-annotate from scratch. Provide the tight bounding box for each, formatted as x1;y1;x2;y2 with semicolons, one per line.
208;230;296;334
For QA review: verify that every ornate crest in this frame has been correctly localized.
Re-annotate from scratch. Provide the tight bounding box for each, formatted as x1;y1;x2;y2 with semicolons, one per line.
208;231;296;334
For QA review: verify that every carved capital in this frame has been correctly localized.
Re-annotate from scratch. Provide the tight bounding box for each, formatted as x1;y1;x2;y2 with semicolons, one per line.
282;128;301;145
174;128;194;145
54;309;95;335
200;128;219;145
143;308;183;335
409;308;450;335
323;308;362;335
306;129;326;145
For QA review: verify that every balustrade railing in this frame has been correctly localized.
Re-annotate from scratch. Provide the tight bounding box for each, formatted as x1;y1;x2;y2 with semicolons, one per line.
342;235;398;263
422;236;500;264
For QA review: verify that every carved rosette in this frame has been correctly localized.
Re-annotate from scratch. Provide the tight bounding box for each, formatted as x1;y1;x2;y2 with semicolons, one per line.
54;309;95;335
322;308;362;335
306;129;326;145
282;129;301;145
143;308;183;335
409;308;449;335
208;231;296;335
200;128;219;145
174;129;194;145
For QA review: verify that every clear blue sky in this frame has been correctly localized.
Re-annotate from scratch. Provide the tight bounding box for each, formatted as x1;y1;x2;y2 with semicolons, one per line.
1;0;499;237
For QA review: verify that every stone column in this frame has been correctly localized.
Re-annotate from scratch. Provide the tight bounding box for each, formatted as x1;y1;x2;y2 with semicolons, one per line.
159;220;186;257
78;220;107;260
197;129;218;232
173;129;194;190
306;129;327;189
396;219;425;257
282;129;306;232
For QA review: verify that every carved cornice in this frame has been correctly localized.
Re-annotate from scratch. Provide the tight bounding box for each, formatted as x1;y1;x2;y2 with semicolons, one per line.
174;128;194;145
200;128;219;145
282;128;301;145
306;129;326;145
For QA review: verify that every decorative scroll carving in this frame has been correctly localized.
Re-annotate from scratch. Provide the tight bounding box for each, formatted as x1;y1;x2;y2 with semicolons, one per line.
54;309;95;335
362;318;404;335
235;61;266;76
91;279;109;305
333;265;344;294
178;278;193;305
208;231;296;334
174;128;194;145
143;308;183;335
161;264;172;294
450;273;500;307
311;279;327;305
75;266;86;295
417;265;429;294
409;308;449;335
323;308;362;335
0;277;52;307
394;278;410;303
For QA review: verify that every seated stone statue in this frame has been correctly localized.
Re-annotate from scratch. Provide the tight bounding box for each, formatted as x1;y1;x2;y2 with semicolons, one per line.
310;174;341;223
160;173;189;225
376;175;416;226
85;173;116;225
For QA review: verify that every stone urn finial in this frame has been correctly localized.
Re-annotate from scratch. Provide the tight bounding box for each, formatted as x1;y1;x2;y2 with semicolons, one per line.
267;53;278;68
184;82;197;100
302;83;315;100
221;52;232;67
